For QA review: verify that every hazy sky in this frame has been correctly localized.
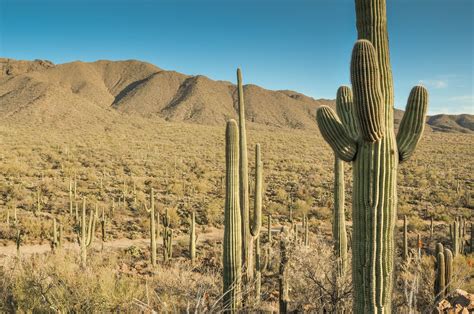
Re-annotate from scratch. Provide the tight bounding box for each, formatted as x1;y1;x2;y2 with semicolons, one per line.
1;0;472;115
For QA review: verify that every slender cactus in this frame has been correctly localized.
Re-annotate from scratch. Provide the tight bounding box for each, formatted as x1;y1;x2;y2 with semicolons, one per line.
190;211;196;264
303;214;309;247
69;177;73;215
16;229;22;257
403;215;409;261
267;214;272;243
435;251;446;302
223;119;242;311
100;206;107;251
316;0;428;309
163;208;173;263
237;68;252;284
444;248;453;295
145;188;157;267
79;197;96;268
51;218;59;253
279;227;290;314
430;217;434;239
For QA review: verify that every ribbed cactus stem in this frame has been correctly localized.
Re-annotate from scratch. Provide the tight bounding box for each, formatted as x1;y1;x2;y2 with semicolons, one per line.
190;211;196;264
100;206;106;251
237;68;251;284
417;233;422;258
146;188;157;267
163;208;173;262
452;220;459;256
316;0;428;311
435;251;446;302
79;197;96;268
223;119;242;311
444;248;453;295
279;227;290;314
403;215;408;261
255;235;262;305
333;157;348;274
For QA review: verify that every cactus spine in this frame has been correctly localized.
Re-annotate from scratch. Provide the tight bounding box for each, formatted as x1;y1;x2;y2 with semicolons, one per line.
316;0;428;311
79;197;96;268
223;119;242;311
145;188;157;267
190;211;196;264
237;68;254;285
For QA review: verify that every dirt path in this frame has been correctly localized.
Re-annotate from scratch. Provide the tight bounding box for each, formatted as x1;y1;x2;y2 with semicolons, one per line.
0;227;225;259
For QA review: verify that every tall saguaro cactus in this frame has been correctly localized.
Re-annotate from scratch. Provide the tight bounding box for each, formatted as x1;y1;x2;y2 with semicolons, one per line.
223;119;242;311
237;68;252;283
316;0;428;311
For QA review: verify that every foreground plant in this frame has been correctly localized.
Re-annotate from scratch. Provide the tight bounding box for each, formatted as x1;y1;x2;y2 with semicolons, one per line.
316;0;428;311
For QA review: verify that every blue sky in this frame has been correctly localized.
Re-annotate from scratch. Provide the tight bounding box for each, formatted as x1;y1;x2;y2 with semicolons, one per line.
0;0;472;115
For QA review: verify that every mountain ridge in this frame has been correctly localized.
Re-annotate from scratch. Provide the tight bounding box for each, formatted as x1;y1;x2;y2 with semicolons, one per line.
1;58;472;133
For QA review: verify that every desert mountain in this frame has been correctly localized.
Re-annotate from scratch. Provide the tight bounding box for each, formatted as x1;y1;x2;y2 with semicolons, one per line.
0;58;472;133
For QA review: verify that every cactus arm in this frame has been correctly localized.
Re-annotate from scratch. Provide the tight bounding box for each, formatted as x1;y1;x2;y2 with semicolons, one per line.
396;86;429;162
350;39;385;142
316;106;358;162
336;86;359;139
250;144;262;237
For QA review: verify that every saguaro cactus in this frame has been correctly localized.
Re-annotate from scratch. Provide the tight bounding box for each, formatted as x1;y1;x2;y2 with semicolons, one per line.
403;215;409;261
444;248;453;295
316;0;428;311
279;227;290;314
223;119;242;311
435;251;446;302
51;218;59;253
190;211;196;264
100;206;107;251
79;197;96;268
237;68;251;283
163;208;173;262
145;188;158;267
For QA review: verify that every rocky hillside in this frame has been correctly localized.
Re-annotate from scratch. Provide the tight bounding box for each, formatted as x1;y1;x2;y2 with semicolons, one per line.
0;58;472;133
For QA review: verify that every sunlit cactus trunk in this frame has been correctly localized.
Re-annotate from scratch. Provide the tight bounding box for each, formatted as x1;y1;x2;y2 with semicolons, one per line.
223;120;242;311
190;211;196;264
316;0;428;311
145;188;157;267
79;197;96;268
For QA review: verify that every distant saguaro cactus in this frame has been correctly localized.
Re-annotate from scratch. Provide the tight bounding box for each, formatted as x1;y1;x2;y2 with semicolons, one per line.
316;0;428;311
79;197;96;268
145;188;158;267
163;208;173;262
189;211;196;264
403;215;409;261
279;227;290;314
223;119;242;311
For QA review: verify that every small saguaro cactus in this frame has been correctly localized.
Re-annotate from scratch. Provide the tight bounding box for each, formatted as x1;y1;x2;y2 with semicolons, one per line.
100;206;107;251
16;229;22;257
78;197;96;268
444;248;453;295
430;217;434;239
145;188;158;267
316;0;428;310
163;208;173;262
189;211;196;264
223;119;242;312
267;214;272;243
435;251;446;302
69;177;74;215
303;214;309;247
51;218;59;253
